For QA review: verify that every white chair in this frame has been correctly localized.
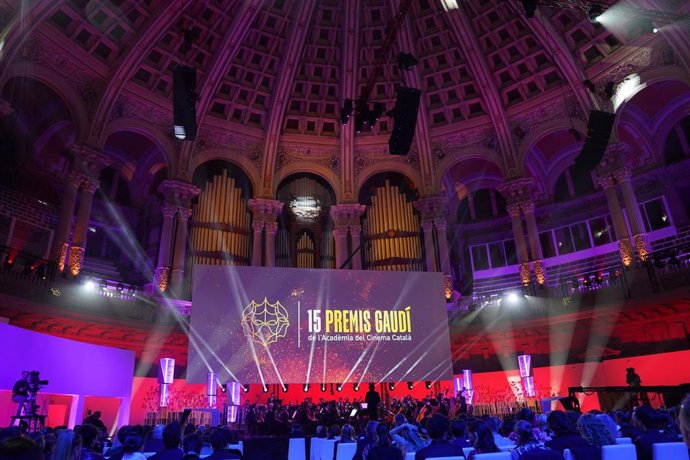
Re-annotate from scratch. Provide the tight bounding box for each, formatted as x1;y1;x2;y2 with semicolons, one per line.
335;442;357;460
406;452;416;460
601;443;637;460
310;438;324;460
563;449;575;460
652;442;689;460
288;437;307;460
615;437;632;444
474;453;511;459
319;439;337;460
142;454;156;459
462;447;474;458
423;457;465;460
227;441;244;454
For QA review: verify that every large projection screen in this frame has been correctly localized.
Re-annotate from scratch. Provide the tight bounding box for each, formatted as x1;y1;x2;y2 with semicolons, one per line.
188;266;453;385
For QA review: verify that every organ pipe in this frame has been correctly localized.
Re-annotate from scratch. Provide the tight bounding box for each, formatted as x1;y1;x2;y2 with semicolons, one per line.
190;170;251;275
362;180;422;271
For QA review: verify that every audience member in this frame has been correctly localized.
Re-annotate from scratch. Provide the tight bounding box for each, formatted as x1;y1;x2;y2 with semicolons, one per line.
467;421;501;459
105;427;129;459
680;395;690;453
0;436;44;460
576;413;615;449
181;434;203;460
353;421;377;460
205;430;240;460
51;430;82;460
545;410;600;460
449;419;470;449
143;425;165;453
389;421;430;454
415;414;463;460
596;414;619;439
366;424;402;460
76;424;104;460
511;420;549;459
632;405;676;460
483;417;513;449
149;423;183;460
121;433;145;460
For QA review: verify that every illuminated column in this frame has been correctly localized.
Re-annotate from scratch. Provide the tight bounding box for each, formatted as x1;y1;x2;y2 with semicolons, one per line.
207;372;217;408
600;175;633;266
616;168;649;261
508;204;531;285
53;172;82;272
518;354;535;398
333;227;348;269
435;222;451;275
226;382;241;423
463;369;474;404
68;178;99;276
171;207;191;286
350;226;363;270
421;220;438;272
264;222;278;267
522;202;546;285
251;220;264;266
158;358;175;407
154;204;177;292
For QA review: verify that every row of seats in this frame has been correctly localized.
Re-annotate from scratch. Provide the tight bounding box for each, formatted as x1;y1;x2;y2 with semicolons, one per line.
289;439;690;460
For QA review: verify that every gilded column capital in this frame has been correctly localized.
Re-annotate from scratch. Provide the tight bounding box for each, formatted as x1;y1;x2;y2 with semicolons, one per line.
161;203;179;219
597;174;617;190
330;203;365;229
612;166;633;184
420;220;435;233
80;178;100;194
507;203;522;218
176;207;192;220
413;196;448;222
333;227;350;238
159;179;201;207
70;144;112;177
264;221;278;235
251;220;265;233
520;201;535;214
248;198;283;222
497;177;534;205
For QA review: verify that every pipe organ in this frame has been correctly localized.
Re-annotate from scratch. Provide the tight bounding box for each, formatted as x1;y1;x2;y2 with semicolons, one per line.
320;229;335;269
275;228;290;268
189;170;251;272
362;180;424;271
296;232;315;269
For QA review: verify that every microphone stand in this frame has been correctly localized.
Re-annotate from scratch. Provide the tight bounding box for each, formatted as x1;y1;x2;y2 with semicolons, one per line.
338;240;371;270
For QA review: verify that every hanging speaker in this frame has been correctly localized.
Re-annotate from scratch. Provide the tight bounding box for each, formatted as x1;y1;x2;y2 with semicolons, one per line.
388;87;421;156
574;110;615;171
173;66;197;140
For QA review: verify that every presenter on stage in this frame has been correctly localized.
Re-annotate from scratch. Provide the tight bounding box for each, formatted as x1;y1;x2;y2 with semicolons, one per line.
12;372;31;417
365;383;382;421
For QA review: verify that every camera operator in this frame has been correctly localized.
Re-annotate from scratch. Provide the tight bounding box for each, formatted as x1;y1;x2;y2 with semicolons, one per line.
12;371;31;417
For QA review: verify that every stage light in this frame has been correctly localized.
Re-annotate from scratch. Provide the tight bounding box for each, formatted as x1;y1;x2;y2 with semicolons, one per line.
425;381;432;390
652;26;658;33
83;280;96;291
3;258;14;271
521;0;537;18
388;382;396;391
336;384;343;392
242;384;250;393
353;383;360;391
281;384;289;393
220;384;227;393
407;381;414;390
321;383;327;392
506;292;520;304
588;5;603;24
303;384;310;392
262;385;269;393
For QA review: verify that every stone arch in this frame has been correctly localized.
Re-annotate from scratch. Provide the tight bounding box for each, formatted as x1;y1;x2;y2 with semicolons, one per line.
101;119;177;173
274;162;341;204
434;146;507;193
355;160;423;203
518;118;588;176
189;148;260;197
0;62;89;142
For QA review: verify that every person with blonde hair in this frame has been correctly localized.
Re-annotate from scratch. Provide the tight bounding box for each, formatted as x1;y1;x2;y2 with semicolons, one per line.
680;395;690;454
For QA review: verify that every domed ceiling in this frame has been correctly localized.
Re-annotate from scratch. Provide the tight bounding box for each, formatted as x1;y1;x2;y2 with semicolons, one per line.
0;0;687;202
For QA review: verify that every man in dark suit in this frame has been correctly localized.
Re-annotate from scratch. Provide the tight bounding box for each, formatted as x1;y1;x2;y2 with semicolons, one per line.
365;384;381;421
149;423;183;460
204;430;241;460
633;405;676;460
545;411;600;460
415;414;463;460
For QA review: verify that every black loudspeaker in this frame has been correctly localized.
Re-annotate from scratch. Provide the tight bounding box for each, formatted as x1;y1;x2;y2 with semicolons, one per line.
173;66;197;140
559;396;581;412
388;87;421;156
574;110;615;171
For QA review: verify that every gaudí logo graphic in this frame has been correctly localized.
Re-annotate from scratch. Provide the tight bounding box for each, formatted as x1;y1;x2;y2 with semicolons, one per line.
241;297;290;346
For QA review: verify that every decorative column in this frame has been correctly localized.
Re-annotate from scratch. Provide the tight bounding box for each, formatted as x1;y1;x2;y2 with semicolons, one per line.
158;180;201;290
508;204;531;285
522;202;546;285
248;198;283;266
435;222;451;275
171;208;191;286
68;179;99;276
498;178;534;286
332;227;349;269
615;167;649;261
154;204;178;292
53;172;82;272
330;203;366;269
251;221;264;266
420;220;438;272
264;222;278;267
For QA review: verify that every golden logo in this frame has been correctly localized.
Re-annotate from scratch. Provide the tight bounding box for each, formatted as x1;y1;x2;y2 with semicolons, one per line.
241;297;289;346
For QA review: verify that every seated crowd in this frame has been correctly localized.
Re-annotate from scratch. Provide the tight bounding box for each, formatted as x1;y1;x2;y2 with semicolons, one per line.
0;394;689;460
